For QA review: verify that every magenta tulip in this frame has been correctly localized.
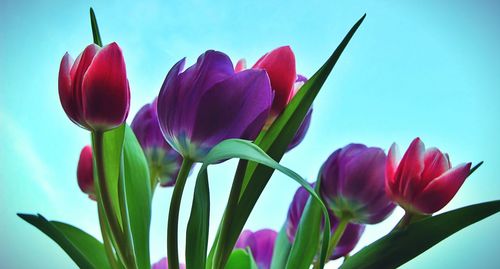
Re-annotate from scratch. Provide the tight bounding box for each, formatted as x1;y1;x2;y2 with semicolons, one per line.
386;138;472;215
151;257;185;269
59;42;130;131
77;145;95;200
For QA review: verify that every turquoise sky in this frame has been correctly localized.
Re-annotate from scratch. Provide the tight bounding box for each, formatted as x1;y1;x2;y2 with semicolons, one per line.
1;0;499;268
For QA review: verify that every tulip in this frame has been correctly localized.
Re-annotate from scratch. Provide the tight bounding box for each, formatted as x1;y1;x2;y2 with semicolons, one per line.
131;98;183;188
58;42;130;131
157;50;272;161
236;47;312;150
286;185;365;260
151;257;185;269
77;145;95;200
320;144;396;224
386;138;472;215
235;229;278;269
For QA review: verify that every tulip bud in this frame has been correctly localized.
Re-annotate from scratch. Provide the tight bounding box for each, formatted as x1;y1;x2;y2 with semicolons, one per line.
152;257;185;269
386;138;472;215
320;144;396;224
286;185;365;260
58;42;130;131
131;98;183;187
235;229;277;269
157;50;272;161
77;145;96;200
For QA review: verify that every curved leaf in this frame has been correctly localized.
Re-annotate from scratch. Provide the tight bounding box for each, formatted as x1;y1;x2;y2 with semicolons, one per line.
18;213;111;269
225;249;257;269
340;200;500;269
270;223;292;269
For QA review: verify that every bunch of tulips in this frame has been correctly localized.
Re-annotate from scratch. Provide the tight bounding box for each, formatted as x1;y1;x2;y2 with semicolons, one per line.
19;9;499;269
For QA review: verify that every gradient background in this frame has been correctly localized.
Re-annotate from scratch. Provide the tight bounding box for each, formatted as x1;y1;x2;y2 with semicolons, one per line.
1;0;499;268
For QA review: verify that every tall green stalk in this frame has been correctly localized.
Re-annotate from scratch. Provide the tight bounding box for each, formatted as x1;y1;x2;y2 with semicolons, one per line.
167;158;194;269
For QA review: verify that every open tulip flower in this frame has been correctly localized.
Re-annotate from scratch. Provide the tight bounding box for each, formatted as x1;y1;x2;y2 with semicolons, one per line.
58;42;130;131
131;98;184;189
157;50;272;161
386;138;472;215
235;229;278;269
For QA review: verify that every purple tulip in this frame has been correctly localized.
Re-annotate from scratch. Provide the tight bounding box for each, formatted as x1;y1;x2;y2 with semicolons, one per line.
131;98;183;187
151;257;185;269
235;229;278;269
320;144;396;224
286;185;365;260
157;50;272;161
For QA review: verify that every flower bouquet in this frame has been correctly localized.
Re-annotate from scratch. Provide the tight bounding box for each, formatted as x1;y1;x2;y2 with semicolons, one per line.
18;8;499;269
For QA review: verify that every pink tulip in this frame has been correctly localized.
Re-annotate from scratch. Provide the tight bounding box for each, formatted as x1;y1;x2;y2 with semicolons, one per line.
386;138;472;214
77;145;96;200
59;42;130;131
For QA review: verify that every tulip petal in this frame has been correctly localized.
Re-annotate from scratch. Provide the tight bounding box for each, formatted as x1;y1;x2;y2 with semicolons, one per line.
235;58;247;72
77;145;94;196
253;46;296;116
287;107;312;151
395;138;425;201
191;69;271;151
385;143;400;197
82;42;130;130
413;163;471;214
421;147;451;186
58;53;78;123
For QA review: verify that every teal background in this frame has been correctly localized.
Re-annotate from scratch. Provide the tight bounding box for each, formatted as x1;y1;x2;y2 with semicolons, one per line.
1;0;499;268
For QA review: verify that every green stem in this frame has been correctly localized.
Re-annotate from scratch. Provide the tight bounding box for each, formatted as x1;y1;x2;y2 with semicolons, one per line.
93;131;134;268
98;206;121;269
167;158;194;269
213;160;248;269
326;217;350;259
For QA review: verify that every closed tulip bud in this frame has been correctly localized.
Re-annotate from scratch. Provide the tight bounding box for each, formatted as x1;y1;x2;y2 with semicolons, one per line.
58;42;130;131
235;229;277;269
237;49;312;150
157;50;272;161
320;144;396;224
131;98;183;187
386;138;472;215
286;185;365;260
77;145;96;200
151;257;185;269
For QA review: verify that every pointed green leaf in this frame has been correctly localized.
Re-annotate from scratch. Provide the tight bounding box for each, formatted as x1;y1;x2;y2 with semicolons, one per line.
90;8;103;46
120;125;152;268
18;213;111;269
225;249;258;269
340;200;500;269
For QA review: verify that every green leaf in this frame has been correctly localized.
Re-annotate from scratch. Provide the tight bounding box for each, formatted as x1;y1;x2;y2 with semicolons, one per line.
214;14;366;269
186;167;210;269
18;214;111;269
120;125;152;268
340;200;500;269
270;223;292;269
225;249;258;269
285;182;323;269
90;7;103;46
187;139;330;269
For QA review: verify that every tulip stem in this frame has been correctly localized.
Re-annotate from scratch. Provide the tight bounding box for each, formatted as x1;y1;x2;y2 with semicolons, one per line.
326;216;350;259
93;131;135;269
213;160;248;269
98;206;121;269
167;158;194;269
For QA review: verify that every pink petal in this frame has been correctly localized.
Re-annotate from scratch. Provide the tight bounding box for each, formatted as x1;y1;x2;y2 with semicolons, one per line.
235;58;247;72
252;46;296;116
413;162;471;214
58;53;78;122
82;42;130;130
421;147;451;186
394;137;425;201
385;143;400;195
